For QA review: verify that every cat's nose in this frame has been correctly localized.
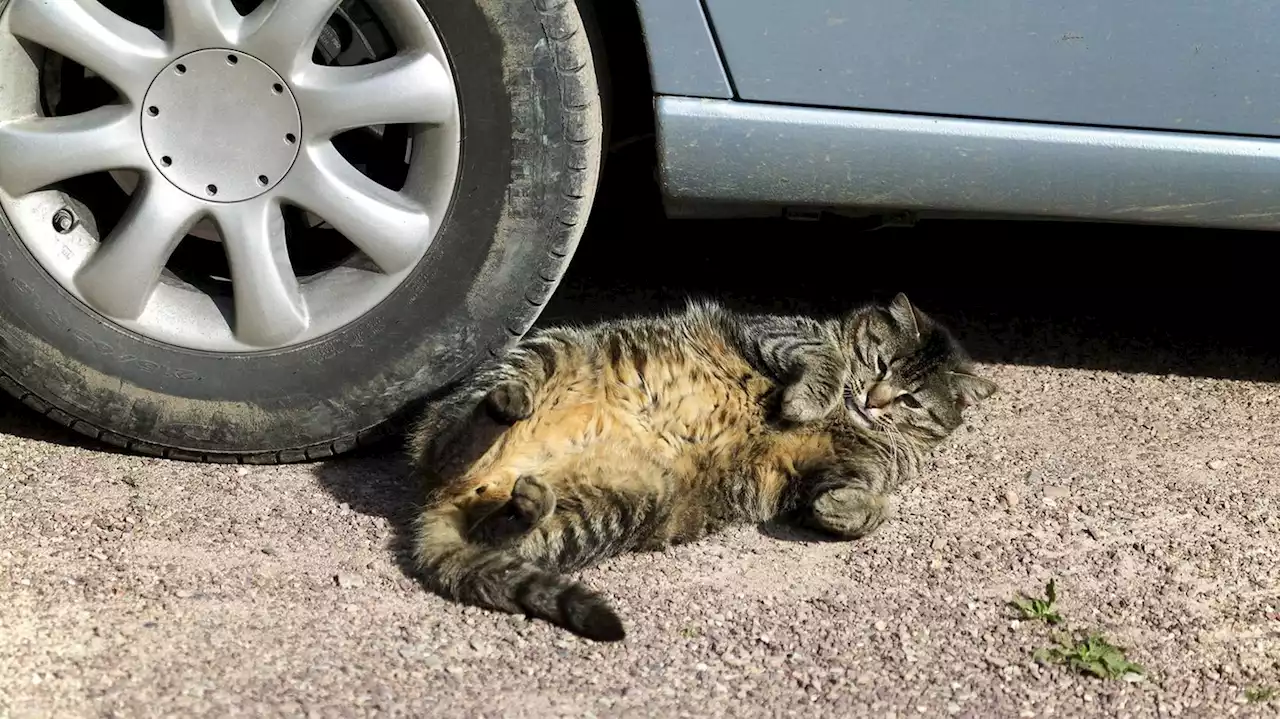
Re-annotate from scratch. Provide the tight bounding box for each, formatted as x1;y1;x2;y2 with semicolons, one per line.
865;382;896;409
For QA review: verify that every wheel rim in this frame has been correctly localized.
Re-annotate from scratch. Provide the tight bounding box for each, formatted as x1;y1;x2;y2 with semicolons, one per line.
0;0;461;351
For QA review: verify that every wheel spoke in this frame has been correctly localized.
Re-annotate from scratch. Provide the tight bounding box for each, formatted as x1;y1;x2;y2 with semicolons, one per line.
240;0;342;75
212;198;308;347
8;0;168;101
278;144;431;274
75;179;204;321
163;0;243;50
293;52;455;138
0;106;147;196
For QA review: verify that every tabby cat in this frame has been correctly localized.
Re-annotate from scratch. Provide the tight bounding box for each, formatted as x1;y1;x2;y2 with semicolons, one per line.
408;293;996;641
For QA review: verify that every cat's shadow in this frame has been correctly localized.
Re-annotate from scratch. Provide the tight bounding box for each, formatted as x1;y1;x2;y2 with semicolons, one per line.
311;451;428;586
754;520;847;544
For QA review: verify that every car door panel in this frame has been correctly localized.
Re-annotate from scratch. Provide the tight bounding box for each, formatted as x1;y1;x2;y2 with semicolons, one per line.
702;0;1280;137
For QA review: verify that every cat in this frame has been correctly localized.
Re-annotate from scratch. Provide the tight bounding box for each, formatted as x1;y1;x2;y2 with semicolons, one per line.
407;293;996;642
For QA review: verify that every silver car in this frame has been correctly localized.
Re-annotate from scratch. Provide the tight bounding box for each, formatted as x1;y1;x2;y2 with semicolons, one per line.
0;0;1259;461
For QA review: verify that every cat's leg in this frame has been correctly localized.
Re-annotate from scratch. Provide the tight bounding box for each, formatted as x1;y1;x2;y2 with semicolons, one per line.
483;329;582;424
415;478;625;641
467;475;557;544
779;357;847;424
807;486;890;539
731;314;848;424
793;461;893;540
410;378;505;487
410;331;570;482
514;462;675;573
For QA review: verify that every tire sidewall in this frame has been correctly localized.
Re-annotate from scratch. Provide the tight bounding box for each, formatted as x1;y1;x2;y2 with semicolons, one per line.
0;0;599;457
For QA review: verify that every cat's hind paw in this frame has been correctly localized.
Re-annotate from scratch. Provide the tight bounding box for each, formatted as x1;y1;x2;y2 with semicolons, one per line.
510;474;556;525
486;381;534;424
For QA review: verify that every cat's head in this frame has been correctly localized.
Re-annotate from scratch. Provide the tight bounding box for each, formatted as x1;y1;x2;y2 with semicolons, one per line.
839;293;996;441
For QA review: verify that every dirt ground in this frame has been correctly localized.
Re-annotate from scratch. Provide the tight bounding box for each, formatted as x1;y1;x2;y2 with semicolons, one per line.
2;217;1279;718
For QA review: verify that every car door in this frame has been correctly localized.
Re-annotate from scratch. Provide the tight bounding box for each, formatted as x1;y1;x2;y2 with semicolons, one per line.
702;0;1280;137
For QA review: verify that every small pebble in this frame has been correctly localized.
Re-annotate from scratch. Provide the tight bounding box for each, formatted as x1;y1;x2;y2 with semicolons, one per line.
1207;459;1227;471
335;573;365;589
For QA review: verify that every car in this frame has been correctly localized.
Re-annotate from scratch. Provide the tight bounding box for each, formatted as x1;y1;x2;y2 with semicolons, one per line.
0;0;1267;462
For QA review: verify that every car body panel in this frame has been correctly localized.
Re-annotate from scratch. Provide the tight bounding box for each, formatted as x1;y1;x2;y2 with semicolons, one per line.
632;0;733;99
700;0;1280;138
631;0;1280;230
657;96;1280;229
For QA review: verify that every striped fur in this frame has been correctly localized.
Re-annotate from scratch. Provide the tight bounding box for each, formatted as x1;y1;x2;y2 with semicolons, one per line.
408;293;996;640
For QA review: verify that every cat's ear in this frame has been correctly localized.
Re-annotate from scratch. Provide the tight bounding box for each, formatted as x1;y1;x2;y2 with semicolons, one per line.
887;292;923;341
951;371;998;407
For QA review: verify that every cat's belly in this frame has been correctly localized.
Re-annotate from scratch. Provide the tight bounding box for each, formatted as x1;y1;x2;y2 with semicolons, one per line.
527;351;773;454
453;349;784;499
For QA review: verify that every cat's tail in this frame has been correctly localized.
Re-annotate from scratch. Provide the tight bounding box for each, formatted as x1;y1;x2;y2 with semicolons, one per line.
412;507;626;642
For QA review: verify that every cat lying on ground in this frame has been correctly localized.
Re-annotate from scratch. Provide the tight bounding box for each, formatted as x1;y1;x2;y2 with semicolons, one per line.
408;293;996;641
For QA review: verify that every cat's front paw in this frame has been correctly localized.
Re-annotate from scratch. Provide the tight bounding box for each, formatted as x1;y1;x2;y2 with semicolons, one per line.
809;488;889;540
780;383;838;424
486;381;534;424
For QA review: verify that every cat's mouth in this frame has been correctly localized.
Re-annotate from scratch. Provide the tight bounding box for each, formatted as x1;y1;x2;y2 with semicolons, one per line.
849;403;875;429
843;385;876;430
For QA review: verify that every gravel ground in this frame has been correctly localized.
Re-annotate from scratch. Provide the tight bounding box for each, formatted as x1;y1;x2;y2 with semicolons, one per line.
2;212;1279;717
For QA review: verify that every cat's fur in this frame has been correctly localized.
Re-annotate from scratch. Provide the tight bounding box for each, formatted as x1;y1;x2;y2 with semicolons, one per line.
407;293;996;641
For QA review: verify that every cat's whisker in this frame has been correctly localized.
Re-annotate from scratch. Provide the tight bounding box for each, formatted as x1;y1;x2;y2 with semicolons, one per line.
883;422;906;485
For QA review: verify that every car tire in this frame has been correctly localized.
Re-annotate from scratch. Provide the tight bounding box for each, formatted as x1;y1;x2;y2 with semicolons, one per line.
0;0;604;463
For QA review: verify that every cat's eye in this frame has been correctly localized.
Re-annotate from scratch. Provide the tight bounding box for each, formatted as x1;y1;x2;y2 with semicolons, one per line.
875;356;889;375
898;394;922;409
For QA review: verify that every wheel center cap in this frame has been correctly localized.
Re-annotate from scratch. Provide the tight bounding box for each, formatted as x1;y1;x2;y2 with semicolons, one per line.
142;49;302;203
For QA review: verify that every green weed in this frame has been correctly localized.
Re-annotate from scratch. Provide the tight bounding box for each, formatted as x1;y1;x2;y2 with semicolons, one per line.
1245;686;1277;704
1009;578;1063;625
1034;632;1145;681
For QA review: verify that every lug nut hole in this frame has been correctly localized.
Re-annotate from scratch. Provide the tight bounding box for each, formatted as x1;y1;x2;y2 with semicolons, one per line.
226;54;239;66
206;184;218;197
285;133;297;145
147;106;159;117
257;175;269;186
175;64;187;75
272;83;284;94
52;209;75;234
160;156;172;167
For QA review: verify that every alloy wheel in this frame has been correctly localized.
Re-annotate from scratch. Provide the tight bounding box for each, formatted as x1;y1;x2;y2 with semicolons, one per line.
0;0;461;351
